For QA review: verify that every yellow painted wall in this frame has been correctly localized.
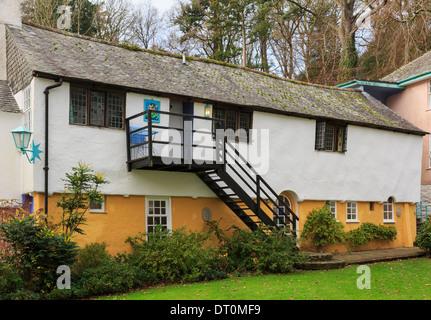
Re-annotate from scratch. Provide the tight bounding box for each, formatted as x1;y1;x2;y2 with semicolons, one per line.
32;193;417;255
295;201;417;253
32;193;249;255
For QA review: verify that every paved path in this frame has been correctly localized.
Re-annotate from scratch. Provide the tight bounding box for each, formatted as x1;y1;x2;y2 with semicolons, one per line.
333;247;426;265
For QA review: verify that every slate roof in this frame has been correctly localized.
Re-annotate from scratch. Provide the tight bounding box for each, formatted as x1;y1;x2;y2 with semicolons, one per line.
0;80;19;113
382;50;431;83
6;23;426;135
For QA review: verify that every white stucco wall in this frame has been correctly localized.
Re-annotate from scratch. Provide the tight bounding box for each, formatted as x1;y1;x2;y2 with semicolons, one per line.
253;111;423;203
28;78;423;203
0;111;25;200
31;78;216;198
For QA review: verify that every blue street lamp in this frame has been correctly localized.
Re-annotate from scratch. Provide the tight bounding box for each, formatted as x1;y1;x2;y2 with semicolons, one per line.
11;126;43;164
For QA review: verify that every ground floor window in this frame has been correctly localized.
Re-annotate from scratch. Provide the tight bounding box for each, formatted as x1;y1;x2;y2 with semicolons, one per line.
346;202;358;222
146;197;171;233
326;200;337;219
383;198;394;222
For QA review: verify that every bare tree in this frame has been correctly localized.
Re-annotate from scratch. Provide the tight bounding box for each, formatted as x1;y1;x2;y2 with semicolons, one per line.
93;0;136;43
130;0;161;49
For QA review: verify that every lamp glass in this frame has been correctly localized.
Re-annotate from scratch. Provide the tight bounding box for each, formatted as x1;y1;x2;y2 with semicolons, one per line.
11;126;32;150
205;105;211;118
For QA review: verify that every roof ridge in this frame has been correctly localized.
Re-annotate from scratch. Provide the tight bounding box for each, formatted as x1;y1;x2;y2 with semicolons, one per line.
382;49;431;81
21;21;358;93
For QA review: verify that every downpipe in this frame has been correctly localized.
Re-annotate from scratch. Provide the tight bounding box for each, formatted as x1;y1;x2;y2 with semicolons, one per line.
43;78;63;215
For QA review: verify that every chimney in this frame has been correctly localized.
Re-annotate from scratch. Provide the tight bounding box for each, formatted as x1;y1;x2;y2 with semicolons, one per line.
0;0;22;27
0;0;21;80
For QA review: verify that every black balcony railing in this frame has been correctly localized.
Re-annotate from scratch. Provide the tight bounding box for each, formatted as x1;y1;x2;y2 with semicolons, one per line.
126;109;226;171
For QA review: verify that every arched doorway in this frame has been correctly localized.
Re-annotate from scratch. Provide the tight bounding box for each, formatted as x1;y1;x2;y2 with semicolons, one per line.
276;192;296;232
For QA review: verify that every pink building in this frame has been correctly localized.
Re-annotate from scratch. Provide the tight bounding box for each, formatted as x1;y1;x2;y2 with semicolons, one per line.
339;52;431;210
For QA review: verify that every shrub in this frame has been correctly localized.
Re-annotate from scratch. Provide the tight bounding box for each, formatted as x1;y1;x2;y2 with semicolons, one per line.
301;206;346;252
0;214;78;294
74;242;112;273
206;221;304;274
416;217;431;256
347;223;397;248
125;226;223;283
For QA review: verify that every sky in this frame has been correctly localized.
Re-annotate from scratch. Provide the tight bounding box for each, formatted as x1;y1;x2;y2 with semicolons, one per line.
131;0;177;14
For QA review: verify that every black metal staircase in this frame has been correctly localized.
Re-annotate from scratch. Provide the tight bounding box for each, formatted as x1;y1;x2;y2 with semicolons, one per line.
197;139;299;235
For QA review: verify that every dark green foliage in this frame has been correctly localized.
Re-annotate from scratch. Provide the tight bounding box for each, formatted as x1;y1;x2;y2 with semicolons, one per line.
301;206;346;252
416;218;431;255
347;223;397;248
125;226;224;283
0;214;78;296
206;220;305;274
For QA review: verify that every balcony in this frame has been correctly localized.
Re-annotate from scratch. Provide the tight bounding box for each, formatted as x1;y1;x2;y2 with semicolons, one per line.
126;109;225;172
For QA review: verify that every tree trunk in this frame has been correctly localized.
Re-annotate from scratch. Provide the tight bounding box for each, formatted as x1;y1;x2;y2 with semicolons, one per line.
338;0;359;81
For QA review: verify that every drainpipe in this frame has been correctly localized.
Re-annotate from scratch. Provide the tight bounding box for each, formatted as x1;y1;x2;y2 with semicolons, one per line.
43;78;63;215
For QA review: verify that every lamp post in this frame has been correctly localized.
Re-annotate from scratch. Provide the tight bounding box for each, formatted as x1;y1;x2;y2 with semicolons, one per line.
11;126;43;164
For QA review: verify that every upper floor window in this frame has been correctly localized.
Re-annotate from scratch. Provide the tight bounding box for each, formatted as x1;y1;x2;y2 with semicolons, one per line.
315;121;348;152
70;86;125;129
212;106;252;143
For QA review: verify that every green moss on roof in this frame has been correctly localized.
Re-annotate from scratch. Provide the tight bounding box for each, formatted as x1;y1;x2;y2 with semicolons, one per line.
7;22;426;135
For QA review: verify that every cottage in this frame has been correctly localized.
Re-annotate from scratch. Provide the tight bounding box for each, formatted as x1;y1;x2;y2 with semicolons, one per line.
0;2;425;254
338;51;431;226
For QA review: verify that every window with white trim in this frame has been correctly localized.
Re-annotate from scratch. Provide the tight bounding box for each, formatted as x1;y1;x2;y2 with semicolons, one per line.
315;121;348;152
383;198;394;222
326;200;337;219
90;196;105;213
346;202;358;222
146;197;171;233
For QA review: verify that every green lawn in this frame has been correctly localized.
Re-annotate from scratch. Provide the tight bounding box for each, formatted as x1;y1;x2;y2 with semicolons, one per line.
100;258;431;300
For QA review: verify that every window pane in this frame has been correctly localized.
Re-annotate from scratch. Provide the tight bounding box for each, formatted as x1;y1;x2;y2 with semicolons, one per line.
70;87;87;124
226;110;237;141
325;123;335;151
315;122;325;150
90;91;105;126
108;93;124;128
239;112;251;142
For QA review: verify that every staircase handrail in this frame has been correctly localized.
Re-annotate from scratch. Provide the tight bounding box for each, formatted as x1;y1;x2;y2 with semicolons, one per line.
224;139;299;226
416;201;431;221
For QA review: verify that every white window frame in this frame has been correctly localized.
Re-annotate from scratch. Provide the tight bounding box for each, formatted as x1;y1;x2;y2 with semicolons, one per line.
145;196;172;234
383;198;395;223
346;202;359;222
326;200;337;220
89;195;105;213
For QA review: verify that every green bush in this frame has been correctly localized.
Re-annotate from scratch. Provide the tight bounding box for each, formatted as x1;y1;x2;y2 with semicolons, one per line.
125;226;224;283
301;206;346;252
206;221;304;274
0;214;78;294
74;242;112;273
416;217;431;255
347;222;397;248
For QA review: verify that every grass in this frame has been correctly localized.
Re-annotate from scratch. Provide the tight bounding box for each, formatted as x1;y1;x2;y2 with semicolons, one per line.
99;258;431;300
